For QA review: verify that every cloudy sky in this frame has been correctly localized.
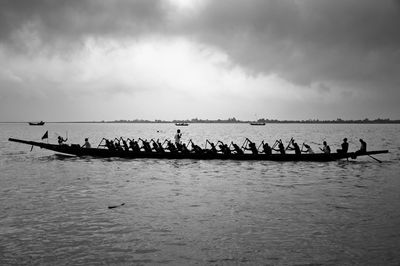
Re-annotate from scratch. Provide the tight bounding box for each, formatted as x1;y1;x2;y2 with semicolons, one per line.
0;0;399;121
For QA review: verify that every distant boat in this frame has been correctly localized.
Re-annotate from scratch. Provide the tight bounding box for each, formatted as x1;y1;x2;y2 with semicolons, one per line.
250;122;265;126
175;123;189;126
29;121;45;126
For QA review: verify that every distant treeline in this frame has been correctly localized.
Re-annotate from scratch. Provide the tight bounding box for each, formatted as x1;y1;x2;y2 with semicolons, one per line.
104;118;400;124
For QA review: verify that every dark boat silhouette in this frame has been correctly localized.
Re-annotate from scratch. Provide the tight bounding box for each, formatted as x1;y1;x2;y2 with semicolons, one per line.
28;121;45;126
8;138;388;162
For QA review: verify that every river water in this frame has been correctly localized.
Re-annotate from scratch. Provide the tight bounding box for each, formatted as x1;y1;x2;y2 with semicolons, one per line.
1;123;399;265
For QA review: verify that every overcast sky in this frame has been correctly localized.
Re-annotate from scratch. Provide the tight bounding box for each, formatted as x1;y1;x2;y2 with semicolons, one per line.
0;0;399;121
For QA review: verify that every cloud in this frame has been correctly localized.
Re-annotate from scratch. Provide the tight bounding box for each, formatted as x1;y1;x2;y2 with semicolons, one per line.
183;0;400;91
0;0;399;120
0;0;169;54
1;0;399;92
317;83;331;94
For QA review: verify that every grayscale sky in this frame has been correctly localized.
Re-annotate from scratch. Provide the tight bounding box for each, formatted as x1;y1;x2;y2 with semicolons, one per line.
0;0;399;121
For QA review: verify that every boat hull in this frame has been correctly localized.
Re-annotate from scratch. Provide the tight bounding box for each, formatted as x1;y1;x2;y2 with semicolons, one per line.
8;138;389;162
28;122;45;126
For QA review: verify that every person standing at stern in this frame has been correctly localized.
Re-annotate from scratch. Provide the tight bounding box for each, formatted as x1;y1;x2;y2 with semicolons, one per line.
174;129;182;146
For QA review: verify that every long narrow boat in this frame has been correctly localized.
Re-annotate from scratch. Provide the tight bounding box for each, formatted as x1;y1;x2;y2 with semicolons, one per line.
28;121;45;126
8;138;388;162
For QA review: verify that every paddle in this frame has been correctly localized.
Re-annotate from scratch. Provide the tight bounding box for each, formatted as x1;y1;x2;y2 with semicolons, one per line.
108;203;125;209
368;154;382;163
187;139;192;147
257;140;264;152
271;140;279;150
241;138;249;149
205;139;215;149
285;137;293;150
97;138;107;148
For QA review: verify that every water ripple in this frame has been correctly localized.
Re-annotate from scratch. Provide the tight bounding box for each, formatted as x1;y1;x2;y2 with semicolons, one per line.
1;123;400;265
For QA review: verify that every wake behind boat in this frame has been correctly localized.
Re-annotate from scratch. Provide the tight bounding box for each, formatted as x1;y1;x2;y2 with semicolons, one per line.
8;137;388;162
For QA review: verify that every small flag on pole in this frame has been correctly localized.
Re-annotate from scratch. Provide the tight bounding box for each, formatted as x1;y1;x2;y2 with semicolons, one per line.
41;130;48;140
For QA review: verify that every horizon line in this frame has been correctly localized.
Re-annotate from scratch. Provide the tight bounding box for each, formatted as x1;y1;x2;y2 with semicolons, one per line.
1;118;400;124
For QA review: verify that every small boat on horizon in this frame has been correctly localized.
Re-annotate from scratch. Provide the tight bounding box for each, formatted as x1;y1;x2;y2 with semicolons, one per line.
175;123;189;126
250;122;265;126
28;121;45;126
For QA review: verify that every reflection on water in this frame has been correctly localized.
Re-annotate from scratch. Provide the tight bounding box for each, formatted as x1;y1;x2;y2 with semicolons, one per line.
1;123;400;265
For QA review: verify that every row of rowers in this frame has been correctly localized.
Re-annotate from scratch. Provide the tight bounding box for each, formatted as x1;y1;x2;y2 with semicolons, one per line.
98;135;367;156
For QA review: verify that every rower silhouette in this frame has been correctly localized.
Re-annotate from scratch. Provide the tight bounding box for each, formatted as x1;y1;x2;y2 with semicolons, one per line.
337;138;348;154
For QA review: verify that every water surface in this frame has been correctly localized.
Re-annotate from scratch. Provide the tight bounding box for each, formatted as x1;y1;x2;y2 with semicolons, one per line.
1;123;399;265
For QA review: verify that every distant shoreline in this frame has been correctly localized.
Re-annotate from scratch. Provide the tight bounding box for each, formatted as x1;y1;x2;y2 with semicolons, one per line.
2;119;400;124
